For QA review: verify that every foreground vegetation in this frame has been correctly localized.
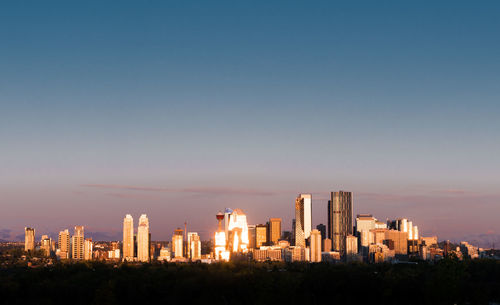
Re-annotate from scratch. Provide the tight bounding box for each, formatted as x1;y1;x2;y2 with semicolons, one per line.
0;259;499;305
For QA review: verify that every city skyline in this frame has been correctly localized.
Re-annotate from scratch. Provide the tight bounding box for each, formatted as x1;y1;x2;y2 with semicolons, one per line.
1;1;499;247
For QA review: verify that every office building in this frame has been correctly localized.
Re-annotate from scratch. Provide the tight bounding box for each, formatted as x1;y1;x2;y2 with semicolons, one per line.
137;214;150;262
71;226;85;260
310;229;322;262
255;224;267;248
172;228;184;258
247;225;256;249
123;214;134;260
328;191;353;255
188;232;201;260
226;209;249;253
58;229;70;259
268;218;282;245
24;227;35;252
295;194;312;247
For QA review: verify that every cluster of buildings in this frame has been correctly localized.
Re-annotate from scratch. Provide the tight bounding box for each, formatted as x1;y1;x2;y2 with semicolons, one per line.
23;190;489;263
24;226;92;260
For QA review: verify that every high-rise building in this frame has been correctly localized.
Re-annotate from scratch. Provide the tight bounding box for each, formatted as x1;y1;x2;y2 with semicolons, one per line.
189;233;201;260
247;225;256;249
137;214;150;262
71;226;85;260
328;191;353;255
123;214;134;260
268;218;282;245
295;194;312;247
40;235;52;257
172;228;183;258
310;229;322;262
58;229;70;259
84;238;93;260
255;224;267;248
227;209;249;253
24;227;35;252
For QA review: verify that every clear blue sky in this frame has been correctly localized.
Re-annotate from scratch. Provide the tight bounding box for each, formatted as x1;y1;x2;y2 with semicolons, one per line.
1;1;499;246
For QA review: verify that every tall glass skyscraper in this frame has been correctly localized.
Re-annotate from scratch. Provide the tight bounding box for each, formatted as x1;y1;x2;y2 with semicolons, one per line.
295;194;312;247
328;191;353;255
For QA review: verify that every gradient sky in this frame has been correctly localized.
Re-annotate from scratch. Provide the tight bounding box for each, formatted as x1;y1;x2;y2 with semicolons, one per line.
1;1;499;246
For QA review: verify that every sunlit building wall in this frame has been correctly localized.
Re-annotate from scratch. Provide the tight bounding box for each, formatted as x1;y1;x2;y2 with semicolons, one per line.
295;194;312;248
24;227;35;252
137;214;150;262
123;214;134;260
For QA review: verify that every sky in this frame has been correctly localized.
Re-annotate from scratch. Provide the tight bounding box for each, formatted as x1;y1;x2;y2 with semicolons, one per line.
1;1;499;247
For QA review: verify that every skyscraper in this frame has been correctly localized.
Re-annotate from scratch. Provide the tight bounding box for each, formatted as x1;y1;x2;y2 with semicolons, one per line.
247;225;256;249
189;233;201;260
295;194;312;247
71;226;85;260
58;229;70;259
227;209;249;253
137;214;150;262
310;229;322;262
123;214;134;260
268;218;282;245
328;191;353;255
24;227;35;252
172;228;183;258
255;224;267;248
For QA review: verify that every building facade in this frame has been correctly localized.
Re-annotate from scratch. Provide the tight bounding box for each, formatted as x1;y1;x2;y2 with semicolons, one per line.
328;191;353;255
